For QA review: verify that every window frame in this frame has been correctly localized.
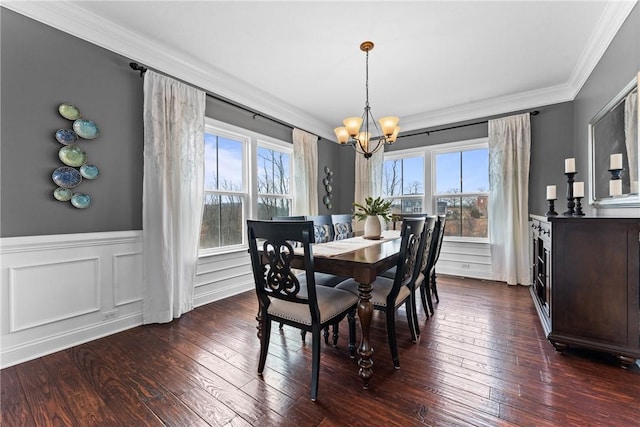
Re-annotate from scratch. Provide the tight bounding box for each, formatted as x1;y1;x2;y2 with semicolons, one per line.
382;147;427;215
200;117;293;257
383;137;489;243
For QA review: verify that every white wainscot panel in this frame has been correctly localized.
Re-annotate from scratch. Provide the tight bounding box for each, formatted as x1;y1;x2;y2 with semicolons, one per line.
195;249;254;307
1;231;143;368
9;258;100;332
436;240;494;280
113;252;143;306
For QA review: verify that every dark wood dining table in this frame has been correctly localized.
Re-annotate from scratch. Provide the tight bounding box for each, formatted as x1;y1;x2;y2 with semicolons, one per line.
294;232;402;389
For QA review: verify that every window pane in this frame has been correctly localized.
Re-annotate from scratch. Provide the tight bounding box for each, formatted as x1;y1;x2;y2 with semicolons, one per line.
402;156;424;195
257;147;290;195
201;193;244;249
257;197;291;220
436;195;487;238
462;149;489;193
204;134;244;191
383;159;402;196
436;152;461;193
401;198;423;214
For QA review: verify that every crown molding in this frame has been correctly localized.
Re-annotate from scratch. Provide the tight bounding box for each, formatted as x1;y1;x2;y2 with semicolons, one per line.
400;83;575;131
567;0;638;98
2;1;335;140
3;0;637;141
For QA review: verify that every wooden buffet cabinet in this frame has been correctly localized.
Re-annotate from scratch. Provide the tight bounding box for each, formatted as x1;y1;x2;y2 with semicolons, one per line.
529;214;640;366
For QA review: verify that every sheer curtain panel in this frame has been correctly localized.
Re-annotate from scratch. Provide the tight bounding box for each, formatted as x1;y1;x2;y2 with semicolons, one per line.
292;128;318;215
353;148;383;233
488;113;531;286
142;71;206;323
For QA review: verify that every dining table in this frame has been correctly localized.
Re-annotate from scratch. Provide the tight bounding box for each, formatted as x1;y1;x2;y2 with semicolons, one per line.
293;230;402;389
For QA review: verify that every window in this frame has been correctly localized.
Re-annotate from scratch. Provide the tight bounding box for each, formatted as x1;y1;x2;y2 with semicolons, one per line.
201;130;246;250
382;138;489;241
200;119;292;253
256;142;292;220
382;154;425;215
434;146;489;238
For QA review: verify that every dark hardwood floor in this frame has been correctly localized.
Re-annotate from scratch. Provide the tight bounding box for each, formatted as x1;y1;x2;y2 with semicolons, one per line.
2;275;639;426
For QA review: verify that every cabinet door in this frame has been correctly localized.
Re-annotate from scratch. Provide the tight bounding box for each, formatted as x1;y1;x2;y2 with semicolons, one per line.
553;222;630;345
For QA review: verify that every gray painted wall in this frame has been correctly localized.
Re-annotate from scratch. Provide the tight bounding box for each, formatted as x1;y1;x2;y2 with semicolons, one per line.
573;4;640;215
1;8;144;237
2;5;638;237
0;9;340;237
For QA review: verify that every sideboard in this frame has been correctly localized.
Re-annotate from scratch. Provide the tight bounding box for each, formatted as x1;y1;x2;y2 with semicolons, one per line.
529;214;640;367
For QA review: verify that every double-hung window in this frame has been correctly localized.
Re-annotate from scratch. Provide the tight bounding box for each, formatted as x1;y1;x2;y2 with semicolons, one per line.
433;142;489;239
382;138;489;240
200;118;292;254
382;151;425;215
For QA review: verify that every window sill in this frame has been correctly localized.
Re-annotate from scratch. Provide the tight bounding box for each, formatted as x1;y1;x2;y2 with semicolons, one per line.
198;245;248;259
443;237;489;244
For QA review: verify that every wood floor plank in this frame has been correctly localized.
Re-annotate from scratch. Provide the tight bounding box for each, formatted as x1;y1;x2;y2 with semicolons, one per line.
2;275;639;426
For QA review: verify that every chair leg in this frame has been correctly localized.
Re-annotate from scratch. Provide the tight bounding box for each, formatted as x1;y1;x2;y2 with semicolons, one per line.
332;323;339;347
301;330;307;342
310;326;321;401
420;281;432;316
323;326;329;345
386;309;400;369
406;293;420;343
431;270;439;303
347;309;357;358
279;322;284;330
258;317;271;375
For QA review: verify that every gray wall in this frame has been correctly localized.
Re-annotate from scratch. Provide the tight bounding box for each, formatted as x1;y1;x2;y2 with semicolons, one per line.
573;3;640;215
0;8;338;237
2;4;638;237
1;8;144;237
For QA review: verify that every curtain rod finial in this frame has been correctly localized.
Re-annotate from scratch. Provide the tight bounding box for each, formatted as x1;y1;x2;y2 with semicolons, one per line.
129;62;147;77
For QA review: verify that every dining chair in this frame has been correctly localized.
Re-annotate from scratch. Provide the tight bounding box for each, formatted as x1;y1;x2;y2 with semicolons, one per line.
305;215;335;243
380;214;436;319
247;220;358;401
271;215;348;344
421;214;447;314
336;217;426;369
331;214;354;240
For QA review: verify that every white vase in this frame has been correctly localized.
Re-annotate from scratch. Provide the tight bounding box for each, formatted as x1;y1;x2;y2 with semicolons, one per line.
364;215;382;239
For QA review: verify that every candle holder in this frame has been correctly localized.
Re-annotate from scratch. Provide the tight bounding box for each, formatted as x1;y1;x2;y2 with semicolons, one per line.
563;172;576;216
545;199;558;217
573;197;585;216
608;168;623;180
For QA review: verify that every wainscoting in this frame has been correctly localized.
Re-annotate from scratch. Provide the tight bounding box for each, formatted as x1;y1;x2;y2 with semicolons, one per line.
0;231;254;368
0;232;482;368
437;240;493;280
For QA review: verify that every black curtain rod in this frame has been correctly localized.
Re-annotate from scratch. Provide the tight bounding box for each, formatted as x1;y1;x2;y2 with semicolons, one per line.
398;110;539;139
129;62;321;139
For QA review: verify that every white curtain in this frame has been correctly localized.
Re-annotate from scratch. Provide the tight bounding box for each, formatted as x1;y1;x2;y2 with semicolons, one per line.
292;128;318;215
142;71;206;323
353;148;383;232
624;90;637;193
488;113;531;286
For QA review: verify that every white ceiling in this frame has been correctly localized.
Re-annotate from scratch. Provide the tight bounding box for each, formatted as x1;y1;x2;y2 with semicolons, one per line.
5;1;638;140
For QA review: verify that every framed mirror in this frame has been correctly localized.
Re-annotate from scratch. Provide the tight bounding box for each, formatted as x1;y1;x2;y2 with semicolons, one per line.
588;73;638;207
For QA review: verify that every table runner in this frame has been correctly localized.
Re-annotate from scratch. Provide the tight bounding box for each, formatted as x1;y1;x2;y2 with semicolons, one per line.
295;230;401;258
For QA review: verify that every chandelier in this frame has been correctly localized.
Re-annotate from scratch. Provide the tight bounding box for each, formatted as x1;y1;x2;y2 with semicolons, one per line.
334;41;400;159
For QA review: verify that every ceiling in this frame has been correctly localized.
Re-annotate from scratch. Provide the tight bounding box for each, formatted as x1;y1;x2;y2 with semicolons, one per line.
5;1;638;141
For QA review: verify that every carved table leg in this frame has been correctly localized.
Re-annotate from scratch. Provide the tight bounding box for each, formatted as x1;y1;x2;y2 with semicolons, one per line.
357;280;374;389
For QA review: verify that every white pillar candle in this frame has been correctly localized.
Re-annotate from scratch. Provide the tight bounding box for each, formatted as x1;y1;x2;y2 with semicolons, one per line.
573;181;584;198
564;158;576;173
610;153;623;170
610;180;622;196
546;185;556;200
